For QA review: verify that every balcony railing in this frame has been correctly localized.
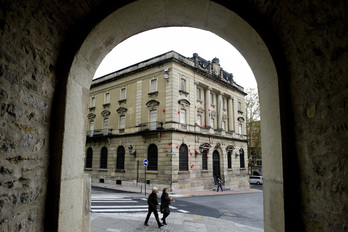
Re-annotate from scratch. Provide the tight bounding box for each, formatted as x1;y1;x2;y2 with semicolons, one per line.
138;121;164;132
86;129;112;137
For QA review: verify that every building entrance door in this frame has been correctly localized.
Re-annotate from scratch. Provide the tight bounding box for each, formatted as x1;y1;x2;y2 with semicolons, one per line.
213;150;220;184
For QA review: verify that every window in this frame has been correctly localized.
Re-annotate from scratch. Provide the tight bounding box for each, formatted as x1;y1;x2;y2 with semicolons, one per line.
202;150;207;170
150;110;157;130
228;152;232;169
180;79;186;91
151;79;157;92
116;146;125;170
100;147;108;169
180;109;186;124
120;116;125;129
196;115;201;126
196;88;201;100
238;101;242;111
239;124;242;134
105;93;110;104
121;88;126;99
210;118;214;129
89;121;94;137
179;144;188;171
148;144;158;171
210;93;213;104
222;121;225;130
91;97;96;107
86;147;93;168
240;148;245;168
223;98;226;109
104;118;109;135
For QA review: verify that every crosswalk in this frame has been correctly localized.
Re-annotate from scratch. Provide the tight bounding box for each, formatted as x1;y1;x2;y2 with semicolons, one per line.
91;197;189;214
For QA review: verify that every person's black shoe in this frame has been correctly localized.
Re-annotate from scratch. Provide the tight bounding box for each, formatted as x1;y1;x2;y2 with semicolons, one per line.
144;223;149;226
158;223;164;228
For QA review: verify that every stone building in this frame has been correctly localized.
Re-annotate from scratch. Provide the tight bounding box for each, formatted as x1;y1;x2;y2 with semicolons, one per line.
85;51;249;191
1;1;347;232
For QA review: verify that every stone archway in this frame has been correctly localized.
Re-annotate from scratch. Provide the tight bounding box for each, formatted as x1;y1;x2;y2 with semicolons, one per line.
58;1;284;231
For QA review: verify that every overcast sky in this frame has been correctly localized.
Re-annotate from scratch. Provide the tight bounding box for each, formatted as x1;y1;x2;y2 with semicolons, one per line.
94;27;257;89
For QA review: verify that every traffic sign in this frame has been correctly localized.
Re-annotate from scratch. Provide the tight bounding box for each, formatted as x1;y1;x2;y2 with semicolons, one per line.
144;159;148;166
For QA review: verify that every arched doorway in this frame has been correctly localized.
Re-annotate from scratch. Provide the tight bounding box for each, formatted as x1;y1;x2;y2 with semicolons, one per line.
56;1;285;231
212;150;221;184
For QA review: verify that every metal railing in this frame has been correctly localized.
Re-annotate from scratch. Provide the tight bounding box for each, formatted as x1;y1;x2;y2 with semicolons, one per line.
138;121;164;132
86;129;112;137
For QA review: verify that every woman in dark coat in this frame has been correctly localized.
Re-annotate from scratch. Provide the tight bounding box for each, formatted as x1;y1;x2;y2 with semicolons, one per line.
160;187;172;225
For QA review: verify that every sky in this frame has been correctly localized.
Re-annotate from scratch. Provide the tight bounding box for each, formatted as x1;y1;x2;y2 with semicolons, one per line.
94;27;257;89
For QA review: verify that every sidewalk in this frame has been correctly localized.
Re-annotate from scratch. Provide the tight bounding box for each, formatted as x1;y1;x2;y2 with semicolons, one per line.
92;182;262;198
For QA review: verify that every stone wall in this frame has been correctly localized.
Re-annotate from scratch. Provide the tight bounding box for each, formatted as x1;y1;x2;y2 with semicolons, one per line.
0;0;347;231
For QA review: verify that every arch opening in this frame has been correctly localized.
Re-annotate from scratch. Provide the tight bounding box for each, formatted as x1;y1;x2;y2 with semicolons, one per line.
56;1;284;231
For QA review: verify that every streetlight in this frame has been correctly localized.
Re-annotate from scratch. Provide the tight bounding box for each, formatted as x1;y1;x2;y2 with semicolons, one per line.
128;145;136;158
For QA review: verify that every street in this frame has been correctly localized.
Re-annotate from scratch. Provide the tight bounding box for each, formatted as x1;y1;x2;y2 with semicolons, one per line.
91;185;263;230
174;186;263;229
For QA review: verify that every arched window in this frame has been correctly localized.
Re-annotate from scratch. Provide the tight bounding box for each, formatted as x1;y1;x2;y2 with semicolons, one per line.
116;146;125;170
86;147;93;168
239;148;245;168
227;152;232;169
179;144;188;171
148;144;158;171
100;147;108;169
202;149;208;170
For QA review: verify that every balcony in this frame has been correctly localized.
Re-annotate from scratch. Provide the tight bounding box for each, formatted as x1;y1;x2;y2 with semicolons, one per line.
138;121;164;132
86;129;113;137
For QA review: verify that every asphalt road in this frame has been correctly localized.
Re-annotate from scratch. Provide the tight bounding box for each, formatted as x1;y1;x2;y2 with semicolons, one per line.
173;188;263;229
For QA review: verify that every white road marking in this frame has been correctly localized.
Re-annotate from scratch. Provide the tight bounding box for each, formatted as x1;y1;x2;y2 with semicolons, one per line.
177;209;189;213
92;208;148;212
92;205;148;209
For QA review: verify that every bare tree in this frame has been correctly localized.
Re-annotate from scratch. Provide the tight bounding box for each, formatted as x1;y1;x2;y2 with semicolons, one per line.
245;88;262;175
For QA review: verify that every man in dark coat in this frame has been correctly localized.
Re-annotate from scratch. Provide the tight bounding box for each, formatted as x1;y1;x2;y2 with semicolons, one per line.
144;187;163;228
160;187;172;225
217;177;223;192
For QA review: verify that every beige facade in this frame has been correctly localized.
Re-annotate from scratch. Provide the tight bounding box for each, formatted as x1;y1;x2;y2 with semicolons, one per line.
85;51;249;191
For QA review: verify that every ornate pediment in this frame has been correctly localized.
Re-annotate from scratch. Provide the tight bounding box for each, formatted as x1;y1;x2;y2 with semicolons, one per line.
201;143;211;150
178;99;191;108
226;145;235;152
146;100;160;108
101;110;111;117
116;107;128;115
237;116;245;122
87;113;96;120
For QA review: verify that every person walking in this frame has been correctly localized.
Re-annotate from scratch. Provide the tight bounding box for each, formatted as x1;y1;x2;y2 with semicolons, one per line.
144;187;163;228
160;188;172;225
217;177;223;192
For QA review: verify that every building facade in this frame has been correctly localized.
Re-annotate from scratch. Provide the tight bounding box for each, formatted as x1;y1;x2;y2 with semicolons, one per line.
85;51;249;191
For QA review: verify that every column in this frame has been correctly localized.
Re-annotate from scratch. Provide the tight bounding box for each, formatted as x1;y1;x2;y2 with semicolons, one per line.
205;88;211;128
217;93;223;130
228;97;233;131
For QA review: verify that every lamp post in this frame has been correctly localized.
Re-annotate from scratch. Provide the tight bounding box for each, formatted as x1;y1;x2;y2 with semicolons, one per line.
128;145;136;158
